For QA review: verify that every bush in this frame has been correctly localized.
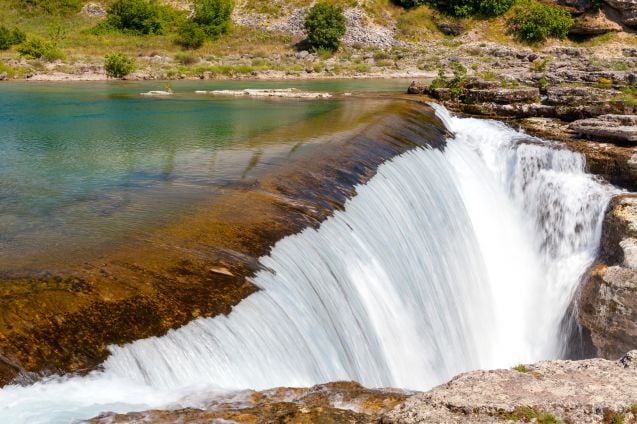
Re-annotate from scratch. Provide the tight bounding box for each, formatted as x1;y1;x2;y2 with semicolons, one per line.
393;0;427;7
104;52;136;78
511;1;573;43
304;2;347;52
20;0;83;15
177;21;206;49
192;0;234;37
445;0;514;17
17;38;64;61
0;26;26;50
104;0;178;35
429;61;467;96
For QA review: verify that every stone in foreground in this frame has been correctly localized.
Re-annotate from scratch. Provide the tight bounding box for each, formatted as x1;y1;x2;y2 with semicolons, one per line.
382;352;637;423
570;115;637;145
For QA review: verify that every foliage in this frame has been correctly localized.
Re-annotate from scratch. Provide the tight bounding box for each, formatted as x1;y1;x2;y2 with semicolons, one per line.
429;61;467;95
0;26;26;50
17;38;64;61
304;2;347;52
510;0;573;43
103;0;180;35
175;51;198;65
19;0;83;15
192;0;234;38
177;22;206;49
439;0;514;17
513;364;529;372
393;0;427;7
104;52;136;78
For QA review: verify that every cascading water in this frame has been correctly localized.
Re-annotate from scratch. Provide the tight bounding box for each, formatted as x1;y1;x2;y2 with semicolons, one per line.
0;105;616;423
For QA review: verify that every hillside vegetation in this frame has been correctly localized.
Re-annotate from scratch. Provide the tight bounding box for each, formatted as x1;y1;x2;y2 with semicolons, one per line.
0;0;635;80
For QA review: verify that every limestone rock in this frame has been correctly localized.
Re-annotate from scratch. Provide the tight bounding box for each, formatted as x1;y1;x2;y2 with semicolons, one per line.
605;0;637;26
382;353;637;423
0;72;6;81
569;114;637;145
81;3;106;17
407;80;426;95
570;10;623;35
464;87;540;104
86;381;412;423
578;194;637;359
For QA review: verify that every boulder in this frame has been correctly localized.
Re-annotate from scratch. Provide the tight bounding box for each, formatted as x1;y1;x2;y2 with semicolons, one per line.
464;87;540;104
546;86;617;106
81;2;106;17
604;0;637;27
578;195;637;359
407;80;426;95
382;352;637;423
0;72;6;81
569;10;623;35
569;114;637;145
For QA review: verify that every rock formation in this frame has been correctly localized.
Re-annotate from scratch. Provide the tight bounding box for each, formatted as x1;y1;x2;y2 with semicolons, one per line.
579;195;637;359
383;351;637;423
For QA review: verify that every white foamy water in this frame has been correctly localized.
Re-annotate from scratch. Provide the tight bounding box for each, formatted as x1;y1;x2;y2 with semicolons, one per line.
0;105;616;423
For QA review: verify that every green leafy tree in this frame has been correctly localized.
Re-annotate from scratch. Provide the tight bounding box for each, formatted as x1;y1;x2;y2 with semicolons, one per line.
104;52;136;78
446;0;514;17
105;0;177;35
304;2;347;52
511;0;573;43
393;0;427;7
192;0;234;38
177;22;206;49
0;26;26;50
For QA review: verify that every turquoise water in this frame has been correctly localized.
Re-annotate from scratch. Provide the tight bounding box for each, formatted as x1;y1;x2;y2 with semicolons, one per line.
0;80;408;270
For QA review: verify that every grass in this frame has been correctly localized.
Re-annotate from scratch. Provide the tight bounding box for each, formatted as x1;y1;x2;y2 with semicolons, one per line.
494;406;562;423
513;364;529;372
396;5;444;43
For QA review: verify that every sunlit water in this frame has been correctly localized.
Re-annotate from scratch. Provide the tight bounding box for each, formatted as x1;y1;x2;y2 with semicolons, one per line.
0;97;617;423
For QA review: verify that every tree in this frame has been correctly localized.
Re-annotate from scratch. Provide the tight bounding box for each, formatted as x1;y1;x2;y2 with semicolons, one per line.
304;2;347;52
192;0;234;38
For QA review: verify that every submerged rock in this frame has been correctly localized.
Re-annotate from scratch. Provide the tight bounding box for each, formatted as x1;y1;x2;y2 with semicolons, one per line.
382;352;637;423
86;381;412;423
579;194;637;359
196;88;332;99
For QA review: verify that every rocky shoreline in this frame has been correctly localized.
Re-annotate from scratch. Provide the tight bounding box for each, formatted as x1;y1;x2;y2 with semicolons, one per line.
86;352;637;423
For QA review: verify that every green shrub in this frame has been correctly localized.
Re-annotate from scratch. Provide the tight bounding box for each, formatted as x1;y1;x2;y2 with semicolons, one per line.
104;0;178;35
175;51;199;65
429;62;467;96
445;0;513;17
304;2;347;52
177;22;206;49
511;0;573;43
104;52;136;78
393;0;427;7
0;26;26;50
17;38;64;61
192;0;234;38
20;0;83;15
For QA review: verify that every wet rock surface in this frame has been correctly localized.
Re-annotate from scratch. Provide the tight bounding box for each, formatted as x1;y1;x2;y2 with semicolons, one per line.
85;381;412;424
579;195;637;359
382;352;637;424
0;101;447;388
86;354;637;424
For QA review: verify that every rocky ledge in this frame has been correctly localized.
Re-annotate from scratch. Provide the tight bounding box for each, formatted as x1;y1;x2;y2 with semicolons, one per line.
579;194;637;359
87;352;637;423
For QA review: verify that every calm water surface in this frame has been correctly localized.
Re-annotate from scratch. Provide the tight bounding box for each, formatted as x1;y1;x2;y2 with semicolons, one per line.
0;79;409;269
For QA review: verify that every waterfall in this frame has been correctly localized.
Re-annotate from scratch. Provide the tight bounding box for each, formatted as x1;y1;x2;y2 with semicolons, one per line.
0;105;616;423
